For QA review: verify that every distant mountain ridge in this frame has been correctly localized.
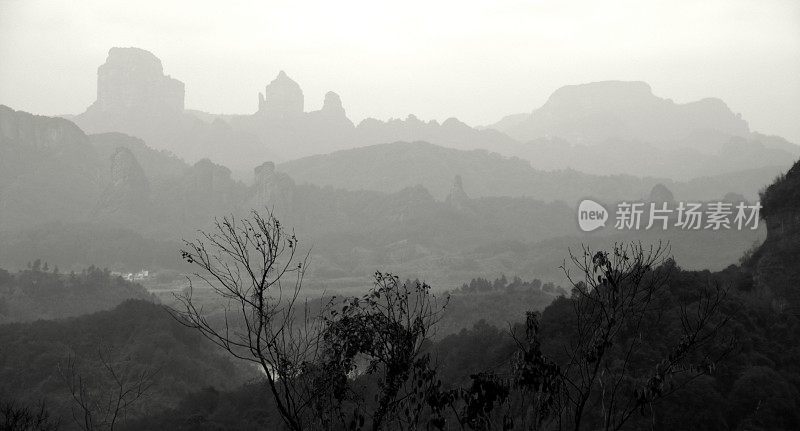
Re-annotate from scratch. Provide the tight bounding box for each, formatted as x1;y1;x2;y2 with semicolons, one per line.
65;47;797;180
486;81;798;179
491;81;749;147
70;48;517;173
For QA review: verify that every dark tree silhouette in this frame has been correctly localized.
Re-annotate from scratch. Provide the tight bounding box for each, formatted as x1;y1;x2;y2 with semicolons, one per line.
426;242;733;431
553;242;733;430
0;399;59;431
319;272;448;430
172;211;451;431
171;210;322;431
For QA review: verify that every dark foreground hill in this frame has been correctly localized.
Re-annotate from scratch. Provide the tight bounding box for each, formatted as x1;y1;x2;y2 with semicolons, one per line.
0;300;252;428
123;262;800;431
744;158;800;313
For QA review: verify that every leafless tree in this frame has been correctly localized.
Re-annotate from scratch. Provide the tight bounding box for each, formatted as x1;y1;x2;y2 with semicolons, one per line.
0;398;59;431
171;210;325;431
58;348;158;431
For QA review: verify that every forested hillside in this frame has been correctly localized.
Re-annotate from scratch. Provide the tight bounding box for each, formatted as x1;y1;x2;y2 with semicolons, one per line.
0;300;253;428
0;263;155;323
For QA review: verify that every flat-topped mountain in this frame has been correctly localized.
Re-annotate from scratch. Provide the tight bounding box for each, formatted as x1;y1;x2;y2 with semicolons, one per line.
88;47;184;116
486;81;798;179
71;48;274;176
492;81;749;148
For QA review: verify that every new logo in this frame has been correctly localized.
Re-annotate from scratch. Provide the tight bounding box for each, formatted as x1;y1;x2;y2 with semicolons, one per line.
578;199;608;232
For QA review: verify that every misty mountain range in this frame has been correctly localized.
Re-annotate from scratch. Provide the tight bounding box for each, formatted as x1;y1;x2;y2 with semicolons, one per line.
65;47;797;180
1;46;795;286
0;104;763;285
5;2;800;428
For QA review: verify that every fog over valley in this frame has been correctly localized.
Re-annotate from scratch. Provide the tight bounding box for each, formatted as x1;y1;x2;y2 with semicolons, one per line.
1;2;799;430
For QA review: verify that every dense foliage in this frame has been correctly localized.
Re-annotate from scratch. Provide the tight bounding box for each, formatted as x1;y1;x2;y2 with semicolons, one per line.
0;300;254;430
760;161;800;217
0;262;155;323
119;258;800;430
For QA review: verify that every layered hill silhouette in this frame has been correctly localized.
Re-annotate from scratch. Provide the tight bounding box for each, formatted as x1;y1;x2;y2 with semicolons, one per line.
279;141;779;202
0;105;767;283
66;47;797;181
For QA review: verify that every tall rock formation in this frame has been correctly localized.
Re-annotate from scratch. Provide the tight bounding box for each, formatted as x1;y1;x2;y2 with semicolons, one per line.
249;161;295;215
93;147;150;223
445;175;470;210
307;91;355;141
320;91;346;118
257;71;304;118
86;47;184;116
183;159;241;215
73;47;191;158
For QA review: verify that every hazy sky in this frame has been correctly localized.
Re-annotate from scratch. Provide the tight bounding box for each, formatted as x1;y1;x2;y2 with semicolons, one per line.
1;0;799;142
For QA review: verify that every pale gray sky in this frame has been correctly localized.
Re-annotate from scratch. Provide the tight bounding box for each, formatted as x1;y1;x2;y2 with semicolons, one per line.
1;0;799;142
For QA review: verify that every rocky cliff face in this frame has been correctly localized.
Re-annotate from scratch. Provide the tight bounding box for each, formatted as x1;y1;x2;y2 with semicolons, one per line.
89;132;188;180
248;161;295;215
93;147;151;222
0;105;89;152
0;105;101;230
72;48;188;155
88;47;184;115
445;175;470;210
182;159;242;220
